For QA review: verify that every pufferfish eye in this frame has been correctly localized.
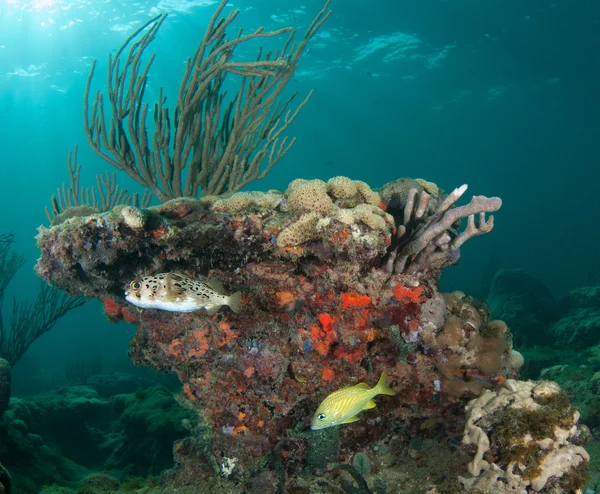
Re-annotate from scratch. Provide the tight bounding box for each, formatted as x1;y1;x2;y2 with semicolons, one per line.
130;281;141;290
317;413;326;421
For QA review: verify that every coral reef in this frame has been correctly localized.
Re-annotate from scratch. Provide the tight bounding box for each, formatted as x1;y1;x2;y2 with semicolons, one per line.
0;380;191;493
75;472;120;494
0;359;9;416
552;285;600;348
530;346;600;445
487;268;558;347
0;462;10;494
85;372;166;397
106;386;194;475
33;175;586;490
460;379;590;492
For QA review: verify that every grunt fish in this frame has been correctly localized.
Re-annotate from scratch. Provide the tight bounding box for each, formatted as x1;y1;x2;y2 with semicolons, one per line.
125;273;241;315
311;371;395;430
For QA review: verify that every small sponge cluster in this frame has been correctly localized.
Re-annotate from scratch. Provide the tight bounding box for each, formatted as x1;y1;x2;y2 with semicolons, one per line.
119;206;147;230
211;191;283;213
277;177;393;247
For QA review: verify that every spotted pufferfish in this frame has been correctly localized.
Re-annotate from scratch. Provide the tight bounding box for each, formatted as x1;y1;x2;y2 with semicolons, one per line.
125;273;241;315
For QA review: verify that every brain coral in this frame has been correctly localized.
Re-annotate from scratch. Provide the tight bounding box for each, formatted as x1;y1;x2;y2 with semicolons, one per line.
276;212;321;248
277;178;392;247
204;177;392;248
286;180;335;215
212;191;283;213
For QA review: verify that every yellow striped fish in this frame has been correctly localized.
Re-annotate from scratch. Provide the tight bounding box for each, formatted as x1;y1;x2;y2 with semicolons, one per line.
311;372;396;430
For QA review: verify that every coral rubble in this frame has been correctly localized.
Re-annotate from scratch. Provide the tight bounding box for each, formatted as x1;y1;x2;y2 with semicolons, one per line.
460;379;590;493
33;176;586;490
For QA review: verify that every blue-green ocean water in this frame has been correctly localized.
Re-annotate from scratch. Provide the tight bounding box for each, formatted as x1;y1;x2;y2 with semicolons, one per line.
0;0;599;486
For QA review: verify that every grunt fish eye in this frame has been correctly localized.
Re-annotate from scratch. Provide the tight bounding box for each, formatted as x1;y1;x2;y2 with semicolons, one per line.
131;281;141;290
317;413;326;421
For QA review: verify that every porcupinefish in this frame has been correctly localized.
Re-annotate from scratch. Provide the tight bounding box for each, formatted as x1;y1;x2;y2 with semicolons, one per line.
311;371;395;430
125;273;241;315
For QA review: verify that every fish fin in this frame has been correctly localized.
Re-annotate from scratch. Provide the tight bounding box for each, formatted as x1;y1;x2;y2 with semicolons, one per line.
375;371;396;396
227;291;242;313
363;400;377;410
352;382;371;390
206;278;225;294
341;416;360;424
205;306;220;316
166;273;186;294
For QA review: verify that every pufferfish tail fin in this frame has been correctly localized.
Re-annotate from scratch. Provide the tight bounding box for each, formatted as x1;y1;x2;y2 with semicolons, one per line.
227;291;242;313
374;371;396;396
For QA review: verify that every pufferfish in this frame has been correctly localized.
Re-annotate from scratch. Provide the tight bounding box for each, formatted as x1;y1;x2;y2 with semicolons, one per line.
125;273;241;315
311;372;395;430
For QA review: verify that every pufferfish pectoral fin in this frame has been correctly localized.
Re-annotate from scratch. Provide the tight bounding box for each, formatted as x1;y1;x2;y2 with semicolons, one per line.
205;305;220;316
341;416;361;424
165;273;183;293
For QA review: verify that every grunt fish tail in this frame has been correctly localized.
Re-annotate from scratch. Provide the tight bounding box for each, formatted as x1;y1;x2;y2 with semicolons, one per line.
374;371;396;396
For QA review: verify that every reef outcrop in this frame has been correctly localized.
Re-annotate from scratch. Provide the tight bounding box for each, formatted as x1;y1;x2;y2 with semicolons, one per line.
34;176;586;490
